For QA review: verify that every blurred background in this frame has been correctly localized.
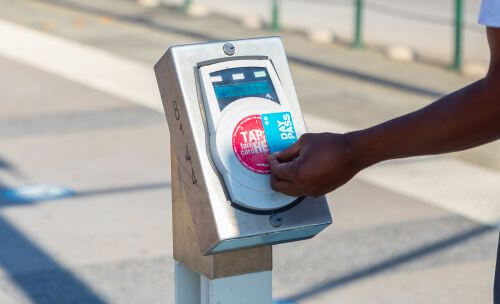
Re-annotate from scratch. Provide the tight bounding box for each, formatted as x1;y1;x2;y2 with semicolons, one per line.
0;0;499;303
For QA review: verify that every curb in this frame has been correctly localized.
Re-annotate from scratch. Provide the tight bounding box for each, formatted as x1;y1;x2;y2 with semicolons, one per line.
306;29;335;44
385;45;416;62
241;16;263;30
186;4;211;18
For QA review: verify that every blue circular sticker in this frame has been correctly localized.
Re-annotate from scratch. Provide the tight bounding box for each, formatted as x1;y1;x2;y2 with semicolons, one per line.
2;184;74;203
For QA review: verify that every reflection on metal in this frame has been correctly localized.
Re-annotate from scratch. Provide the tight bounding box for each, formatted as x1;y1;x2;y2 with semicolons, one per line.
1;184;74;203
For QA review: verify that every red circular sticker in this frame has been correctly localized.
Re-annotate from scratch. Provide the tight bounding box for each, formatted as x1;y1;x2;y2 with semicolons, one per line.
232;115;270;174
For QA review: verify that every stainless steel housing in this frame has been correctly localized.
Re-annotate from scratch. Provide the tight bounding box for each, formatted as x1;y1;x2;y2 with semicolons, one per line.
155;37;332;255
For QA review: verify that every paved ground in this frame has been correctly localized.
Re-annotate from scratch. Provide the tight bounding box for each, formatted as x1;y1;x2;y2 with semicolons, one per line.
3;0;500;170
0;0;499;303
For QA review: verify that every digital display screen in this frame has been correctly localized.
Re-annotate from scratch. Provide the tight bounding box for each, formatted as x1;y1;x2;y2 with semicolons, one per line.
210;67;279;111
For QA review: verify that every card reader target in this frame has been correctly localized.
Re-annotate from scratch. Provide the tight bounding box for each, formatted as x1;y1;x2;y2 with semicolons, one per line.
231;111;298;175
232;114;270;175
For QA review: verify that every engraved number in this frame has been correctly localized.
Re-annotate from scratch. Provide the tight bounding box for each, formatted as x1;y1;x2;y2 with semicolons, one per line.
185;145;197;186
172;100;180;121
173;102;197;186
185;145;191;161
191;167;197;185
172;100;184;135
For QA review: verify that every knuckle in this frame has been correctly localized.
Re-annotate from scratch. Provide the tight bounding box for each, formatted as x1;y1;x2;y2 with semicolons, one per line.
299;133;312;143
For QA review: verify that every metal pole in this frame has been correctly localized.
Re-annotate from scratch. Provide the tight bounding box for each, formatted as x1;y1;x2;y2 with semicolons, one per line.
271;0;280;31
199;271;272;304
452;0;464;70
182;0;192;13
354;0;364;48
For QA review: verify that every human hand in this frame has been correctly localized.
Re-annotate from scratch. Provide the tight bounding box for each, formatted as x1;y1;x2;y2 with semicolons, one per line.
267;132;363;197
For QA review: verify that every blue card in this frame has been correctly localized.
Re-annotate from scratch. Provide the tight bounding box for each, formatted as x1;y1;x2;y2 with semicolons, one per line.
261;112;298;154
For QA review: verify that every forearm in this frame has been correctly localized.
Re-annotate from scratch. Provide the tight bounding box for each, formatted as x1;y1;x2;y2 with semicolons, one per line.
268;29;500;197
350;77;500;168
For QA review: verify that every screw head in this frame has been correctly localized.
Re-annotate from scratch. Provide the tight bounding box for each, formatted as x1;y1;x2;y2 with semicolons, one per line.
223;43;235;56
269;214;283;228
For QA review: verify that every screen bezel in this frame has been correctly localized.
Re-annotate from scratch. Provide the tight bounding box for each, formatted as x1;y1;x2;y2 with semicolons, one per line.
210;67;280;111
198;59;289;134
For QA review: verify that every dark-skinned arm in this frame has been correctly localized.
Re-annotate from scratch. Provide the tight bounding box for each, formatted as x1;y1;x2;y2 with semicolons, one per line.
268;28;500;197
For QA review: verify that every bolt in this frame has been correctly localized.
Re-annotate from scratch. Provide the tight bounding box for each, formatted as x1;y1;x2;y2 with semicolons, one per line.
223;43;235;56
269;214;283;228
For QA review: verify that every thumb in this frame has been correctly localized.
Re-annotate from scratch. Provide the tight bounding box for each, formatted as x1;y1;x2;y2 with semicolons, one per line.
274;140;301;162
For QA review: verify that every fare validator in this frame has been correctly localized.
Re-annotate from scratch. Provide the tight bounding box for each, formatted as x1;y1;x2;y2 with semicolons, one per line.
155;37;332;255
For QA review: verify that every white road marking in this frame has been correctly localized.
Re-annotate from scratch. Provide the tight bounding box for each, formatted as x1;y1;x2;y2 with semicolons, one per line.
0;20;162;113
0;19;498;226
360;159;500;226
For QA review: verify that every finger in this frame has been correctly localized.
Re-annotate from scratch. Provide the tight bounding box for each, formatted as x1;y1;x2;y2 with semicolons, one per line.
270;175;302;196
274;140;301;162
268;155;297;181
266;153;277;167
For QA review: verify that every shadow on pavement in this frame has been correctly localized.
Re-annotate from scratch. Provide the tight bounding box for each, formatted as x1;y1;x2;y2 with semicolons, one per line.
40;0;445;98
0;156;25;180
0;157;15;172
0;216;106;304
0;182;171;207
279;224;495;302
0;158;106;303
0;157;170;303
74;181;171;198
287;55;444;98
